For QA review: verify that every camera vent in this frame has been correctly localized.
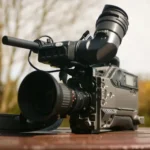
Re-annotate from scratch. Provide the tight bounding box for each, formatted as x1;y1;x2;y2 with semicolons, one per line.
107;68;115;78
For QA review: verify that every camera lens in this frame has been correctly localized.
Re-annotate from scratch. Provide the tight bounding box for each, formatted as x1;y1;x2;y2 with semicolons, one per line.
18;71;91;123
18;71;58;122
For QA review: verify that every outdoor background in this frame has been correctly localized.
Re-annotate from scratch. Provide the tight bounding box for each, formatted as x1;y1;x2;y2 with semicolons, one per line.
0;0;150;126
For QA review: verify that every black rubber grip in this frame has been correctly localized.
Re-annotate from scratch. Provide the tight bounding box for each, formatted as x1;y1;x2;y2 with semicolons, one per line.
2;36;39;53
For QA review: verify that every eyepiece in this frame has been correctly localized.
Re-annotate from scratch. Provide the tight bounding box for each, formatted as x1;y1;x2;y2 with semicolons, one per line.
76;5;129;65
95;5;129;42
103;5;128;19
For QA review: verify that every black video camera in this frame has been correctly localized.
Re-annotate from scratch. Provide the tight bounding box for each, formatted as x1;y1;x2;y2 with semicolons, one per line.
1;5;144;133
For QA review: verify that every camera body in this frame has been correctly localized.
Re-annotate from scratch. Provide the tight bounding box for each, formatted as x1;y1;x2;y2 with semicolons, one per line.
69;64;143;133
1;4;144;133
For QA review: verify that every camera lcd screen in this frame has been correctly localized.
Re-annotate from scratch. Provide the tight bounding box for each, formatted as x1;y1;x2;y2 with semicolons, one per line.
125;74;135;87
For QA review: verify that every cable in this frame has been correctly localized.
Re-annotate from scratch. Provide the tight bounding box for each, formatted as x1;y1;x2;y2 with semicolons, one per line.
70;61;89;68
28;50;60;73
37;35;54;44
28;35;60;73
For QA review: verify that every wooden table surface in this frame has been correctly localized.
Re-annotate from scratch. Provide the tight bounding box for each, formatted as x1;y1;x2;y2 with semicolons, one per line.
0;128;149;150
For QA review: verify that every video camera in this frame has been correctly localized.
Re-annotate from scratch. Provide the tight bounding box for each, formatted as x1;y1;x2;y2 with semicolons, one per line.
1;5;144;133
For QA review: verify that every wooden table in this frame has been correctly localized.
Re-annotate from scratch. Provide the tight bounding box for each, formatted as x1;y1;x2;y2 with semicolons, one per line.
0;128;149;150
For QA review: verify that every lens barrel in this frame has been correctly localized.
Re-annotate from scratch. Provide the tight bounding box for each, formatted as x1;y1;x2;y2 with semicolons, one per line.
18;71;91;123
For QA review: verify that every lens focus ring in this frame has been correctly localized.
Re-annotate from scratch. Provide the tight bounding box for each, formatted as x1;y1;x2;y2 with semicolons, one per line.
59;84;72;115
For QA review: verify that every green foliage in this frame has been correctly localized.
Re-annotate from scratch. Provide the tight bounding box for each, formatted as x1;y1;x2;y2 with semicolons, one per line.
7;103;20;114
143;115;150;126
60;118;69;127
138;80;150;126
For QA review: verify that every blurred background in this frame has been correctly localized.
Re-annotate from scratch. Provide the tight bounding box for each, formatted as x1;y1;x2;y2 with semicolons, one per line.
0;0;150;126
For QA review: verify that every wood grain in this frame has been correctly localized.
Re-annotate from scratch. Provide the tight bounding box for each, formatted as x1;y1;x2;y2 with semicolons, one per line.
0;128;149;150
